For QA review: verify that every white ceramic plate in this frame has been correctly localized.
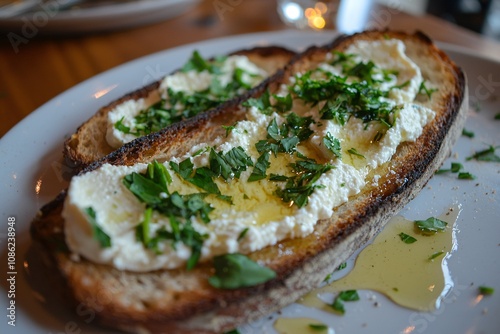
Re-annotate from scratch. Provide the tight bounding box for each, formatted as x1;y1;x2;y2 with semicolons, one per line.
0;30;499;334
0;0;200;34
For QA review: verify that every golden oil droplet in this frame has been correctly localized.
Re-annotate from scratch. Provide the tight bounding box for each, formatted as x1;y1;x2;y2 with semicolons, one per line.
300;205;460;312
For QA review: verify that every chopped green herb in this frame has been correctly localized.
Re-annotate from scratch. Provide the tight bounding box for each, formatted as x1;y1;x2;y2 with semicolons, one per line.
428;251;445;261
223;330;240;334
273;157;334;208
85;207;112;248
462;129;475;138
309;323;328;331
237;228;249;241
337;262;347;270
208;253;276;289
451;162;463;172
479;286;495;295
418;81;437;99
399;232;417;244
170;158;220;195
458;172;476;180
123;161;213;269
347;148;365;159
495;113;500;120
330;290;360;314
323;132;342;159
466;145;500;162
222;124;236;137
291;69;397;128
323;273;332;282
415;217;447;233
248;151;271;182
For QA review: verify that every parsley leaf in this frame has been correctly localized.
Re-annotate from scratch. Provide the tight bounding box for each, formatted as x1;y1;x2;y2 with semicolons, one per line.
323;132;342;159
418;81;438;99
309;323;328;331
462;128;475;138
479;286;495;295
330;290;360;314
208;253;276;289
458;172;476;180
428;251;444;261
399;232;417;244
347;148;365;158
123;161;214;269
248;151;271;182
466;145;500;162
415;217;447;234
85;207;112;248
273;157;334;208
170;159;221;195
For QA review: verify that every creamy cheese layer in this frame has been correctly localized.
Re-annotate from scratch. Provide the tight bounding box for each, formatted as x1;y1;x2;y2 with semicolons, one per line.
64;39;435;272
105;55;268;148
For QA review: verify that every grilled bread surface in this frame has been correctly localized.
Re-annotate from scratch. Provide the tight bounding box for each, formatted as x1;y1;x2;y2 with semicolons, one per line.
63;46;296;168
32;30;467;334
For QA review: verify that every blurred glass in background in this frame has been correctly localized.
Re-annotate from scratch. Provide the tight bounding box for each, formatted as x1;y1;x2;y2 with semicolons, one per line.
277;0;500;41
276;0;374;33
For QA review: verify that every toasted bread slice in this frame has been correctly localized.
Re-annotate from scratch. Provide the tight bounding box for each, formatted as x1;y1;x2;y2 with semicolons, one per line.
31;30;466;334
63;46;296;168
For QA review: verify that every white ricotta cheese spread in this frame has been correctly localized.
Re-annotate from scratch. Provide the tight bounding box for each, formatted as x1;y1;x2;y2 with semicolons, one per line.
64;39;436;272
105;54;268;149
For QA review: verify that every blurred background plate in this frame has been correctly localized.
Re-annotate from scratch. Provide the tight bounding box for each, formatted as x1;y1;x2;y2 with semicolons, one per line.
0;0;201;34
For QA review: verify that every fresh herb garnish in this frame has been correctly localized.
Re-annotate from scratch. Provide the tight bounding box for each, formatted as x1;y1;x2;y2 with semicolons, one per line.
462;129;475;138
169;158;221;196
222;124;236;137
292;70;397;129
436;162;463;174
208;253;276;289
495;113;500;120
458;172;476;180
272;157;334;208
399;232;417;244
347;148;365;159
415;217;447;233
330;290;360;314
466;145;500;162
323;132;342;159
428;251;445;261
248;151;271;182
85;207;112;248
309;323;328;331
223;330;241;334
436;162;475;179
123;161;213;269
237;227;249;241
479;286;495;295
418;81;437;99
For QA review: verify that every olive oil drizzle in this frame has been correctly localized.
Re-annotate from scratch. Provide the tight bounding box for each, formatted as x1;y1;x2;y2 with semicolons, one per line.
299;205;461;312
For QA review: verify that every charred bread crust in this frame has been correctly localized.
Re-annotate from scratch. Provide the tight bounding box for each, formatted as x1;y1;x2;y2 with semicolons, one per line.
31;30;467;334
63;46;296;169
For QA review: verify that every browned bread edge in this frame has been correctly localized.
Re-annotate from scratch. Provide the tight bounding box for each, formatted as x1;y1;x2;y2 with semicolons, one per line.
63;46;296;169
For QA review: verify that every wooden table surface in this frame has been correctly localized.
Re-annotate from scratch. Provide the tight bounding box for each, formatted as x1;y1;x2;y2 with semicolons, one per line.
1;0;500;138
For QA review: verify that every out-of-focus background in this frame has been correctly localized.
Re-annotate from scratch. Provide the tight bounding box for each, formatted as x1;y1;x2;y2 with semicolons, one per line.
277;0;500;40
